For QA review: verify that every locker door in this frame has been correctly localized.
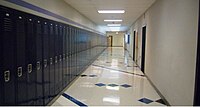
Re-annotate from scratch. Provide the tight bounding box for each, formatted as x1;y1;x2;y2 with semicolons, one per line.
54;24;59;94
42;21;50;105
35;19;44;105
0;6;16;105
0;6;2;105
73;28;77;78
66;26;71;84
15;12;27;105
77;29;81;73
71;27;75;79
72;27;75;54
69;27;72;81
58;24;63;91
62;26;67;87
76;29;79;75
26;15;36;105
74;28;79;75
49;22;55;100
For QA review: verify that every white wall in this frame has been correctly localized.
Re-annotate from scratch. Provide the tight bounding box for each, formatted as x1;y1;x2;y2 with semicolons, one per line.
126;0;199;105
0;0;105;34
107;32;125;47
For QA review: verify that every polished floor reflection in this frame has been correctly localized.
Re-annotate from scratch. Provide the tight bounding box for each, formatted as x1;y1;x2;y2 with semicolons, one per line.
52;47;166;106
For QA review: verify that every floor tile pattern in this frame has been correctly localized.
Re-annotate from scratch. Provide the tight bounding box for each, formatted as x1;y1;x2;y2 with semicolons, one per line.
52;47;166;106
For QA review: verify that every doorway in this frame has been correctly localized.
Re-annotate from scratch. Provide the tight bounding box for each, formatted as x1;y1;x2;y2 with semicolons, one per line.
107;35;113;47
133;31;136;61
194;3;200;105
141;26;146;73
135;32;139;64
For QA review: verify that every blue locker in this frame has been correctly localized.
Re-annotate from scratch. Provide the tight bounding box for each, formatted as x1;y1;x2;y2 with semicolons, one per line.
26;15;36;105
69;27;73;81
71;27;75;54
70;27;73;79
42;20;50;105
71;28;76;79
66;26;70;85
76;29;79;74
49;22;55;100
58;24;63;91
66;26;71;84
0;6;2;105
74;28;78;75
35;18;44;105
15;11;28;105
62;26;67;87
0;7;16;105
76;29;80;74
65;26;69;85
54;24;59;94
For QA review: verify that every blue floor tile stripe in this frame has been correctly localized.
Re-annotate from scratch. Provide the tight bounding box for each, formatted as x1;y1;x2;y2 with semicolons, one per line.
62;93;87;107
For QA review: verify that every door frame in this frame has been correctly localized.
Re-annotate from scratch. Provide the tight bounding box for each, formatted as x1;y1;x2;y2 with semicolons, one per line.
133;30;136;61
194;1;200;105
141;26;147;73
107;35;113;47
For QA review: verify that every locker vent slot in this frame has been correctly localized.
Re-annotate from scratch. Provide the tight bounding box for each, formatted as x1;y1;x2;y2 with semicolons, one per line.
4;18;12;31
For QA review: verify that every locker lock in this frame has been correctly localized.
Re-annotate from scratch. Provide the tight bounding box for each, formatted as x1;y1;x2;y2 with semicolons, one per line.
28;64;32;73
44;59;48;68
17;67;23;77
50;58;53;65
55;56;58;63
4;70;10;82
37;61;40;70
59;55;62;62
63;54;66;60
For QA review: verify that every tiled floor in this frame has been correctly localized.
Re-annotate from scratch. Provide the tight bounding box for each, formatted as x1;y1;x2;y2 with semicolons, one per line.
52;47;166;106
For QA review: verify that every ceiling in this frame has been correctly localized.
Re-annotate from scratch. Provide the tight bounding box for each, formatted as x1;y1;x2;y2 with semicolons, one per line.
64;0;156;32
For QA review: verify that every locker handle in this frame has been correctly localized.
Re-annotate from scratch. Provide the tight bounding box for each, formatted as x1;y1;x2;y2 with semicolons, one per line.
17;67;23;77
4;70;10;82
44;59;48;68
55;56;58;63
28;64;32;73
59;55;62;62
37;61;40;70
50;58;53;65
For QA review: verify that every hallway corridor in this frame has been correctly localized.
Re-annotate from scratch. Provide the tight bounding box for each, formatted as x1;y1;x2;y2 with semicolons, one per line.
52;47;166;106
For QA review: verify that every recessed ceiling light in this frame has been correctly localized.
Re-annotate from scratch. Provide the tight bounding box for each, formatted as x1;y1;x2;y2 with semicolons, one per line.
107;24;121;27
98;10;125;13
104;19;122;22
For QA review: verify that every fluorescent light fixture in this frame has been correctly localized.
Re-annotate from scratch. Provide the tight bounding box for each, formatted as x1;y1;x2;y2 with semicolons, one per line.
98;10;125;13
109;27;120;31
104;19;122;22
107;24;121;27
